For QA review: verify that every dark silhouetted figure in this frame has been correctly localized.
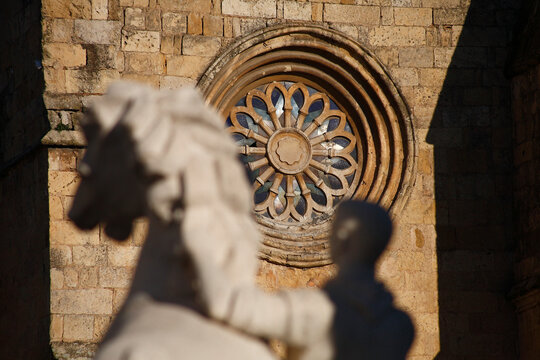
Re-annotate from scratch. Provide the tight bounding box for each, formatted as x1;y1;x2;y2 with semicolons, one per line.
325;201;415;360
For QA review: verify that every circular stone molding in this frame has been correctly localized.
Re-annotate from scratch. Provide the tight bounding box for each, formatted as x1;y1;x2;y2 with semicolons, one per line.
199;25;416;267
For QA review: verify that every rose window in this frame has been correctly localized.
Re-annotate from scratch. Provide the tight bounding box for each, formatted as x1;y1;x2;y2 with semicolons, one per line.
200;25;415;267
227;81;360;223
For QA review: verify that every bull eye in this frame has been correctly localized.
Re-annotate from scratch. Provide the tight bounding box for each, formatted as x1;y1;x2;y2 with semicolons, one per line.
78;162;92;178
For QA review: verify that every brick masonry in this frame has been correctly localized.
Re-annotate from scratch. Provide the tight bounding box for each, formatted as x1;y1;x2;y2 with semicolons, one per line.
40;0;519;359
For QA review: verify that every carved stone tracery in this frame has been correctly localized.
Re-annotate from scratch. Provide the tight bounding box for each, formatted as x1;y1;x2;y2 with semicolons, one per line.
228;81;359;223
199;25;416;267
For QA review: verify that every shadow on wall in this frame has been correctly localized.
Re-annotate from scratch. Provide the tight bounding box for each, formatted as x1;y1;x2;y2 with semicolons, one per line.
426;0;520;358
0;0;52;359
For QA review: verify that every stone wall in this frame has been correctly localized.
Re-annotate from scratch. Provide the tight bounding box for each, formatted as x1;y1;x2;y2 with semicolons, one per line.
41;0;518;359
48;148;148;358
512;62;540;360
508;2;540;358
428;0;519;358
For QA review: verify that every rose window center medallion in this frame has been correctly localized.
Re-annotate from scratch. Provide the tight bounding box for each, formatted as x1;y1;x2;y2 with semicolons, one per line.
227;81;360;223
268;129;312;173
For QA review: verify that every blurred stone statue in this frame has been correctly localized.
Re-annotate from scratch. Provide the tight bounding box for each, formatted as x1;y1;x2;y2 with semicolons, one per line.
69;81;413;360
69;81;277;360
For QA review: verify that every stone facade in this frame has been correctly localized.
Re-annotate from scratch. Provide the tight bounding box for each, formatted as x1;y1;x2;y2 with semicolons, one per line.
0;0;528;359
513;65;540;357
510;21;540;360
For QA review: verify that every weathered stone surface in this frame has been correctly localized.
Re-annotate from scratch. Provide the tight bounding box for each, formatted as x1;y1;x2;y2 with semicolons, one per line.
125;52;164;74
369;26;426;46
44;94;83;111
122;29;160;52
92;0;108;19
419;68;447;87
43;18;74;43
182;35;221;56
391;68;419;86
312;3;323;21
80;267;99;287
51;245;73;267
94;316;112;341
160;75;197;89
188;13;203;34
390;0;414;6
73;246;100;266
222;0;277;18
85;45;123;70
375;47;399;67
240;18;267;35
64;268;79;288
395;290;438;314
283;1;311;21
42;130;87;146
99;267;133;288
49;149;80;170
121;73;160;87
49;171;80;196
403;86;442;107
421;0;460;8
51;315;63;341
43;0;92;19
65;69;120;93
146;8;161;30
381;6;393;25
433;8;467;25
125;7;145;28
329;23;359;40
50;195;64;220
324;4;380;25
48;110;73;130
51;268;65;289
51;342;98;360
160;34;174;54
50;221;100;246
433;47;454;68
63;315;94;341
162;12;187;33
394;7;432;26
399;47;433;67
203;15;223;36
112;289;129;313
158;0;212;12
44;67;67;93
413;105;436;129
43;43;87;68
133;0;149;6
51;289;113;314
107;246;141;267
74;20;122;45
257;261;336;292
166;55;212;78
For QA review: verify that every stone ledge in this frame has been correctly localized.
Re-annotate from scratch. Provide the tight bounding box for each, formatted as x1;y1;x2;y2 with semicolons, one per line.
42;130;86;147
